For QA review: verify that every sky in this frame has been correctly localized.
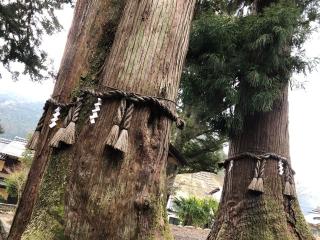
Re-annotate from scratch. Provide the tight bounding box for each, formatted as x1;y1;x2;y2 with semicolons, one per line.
0;8;74;101
289;30;320;221
1;5;319;222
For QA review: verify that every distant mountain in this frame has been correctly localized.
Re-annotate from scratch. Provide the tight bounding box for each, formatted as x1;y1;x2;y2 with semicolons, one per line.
0;93;43;139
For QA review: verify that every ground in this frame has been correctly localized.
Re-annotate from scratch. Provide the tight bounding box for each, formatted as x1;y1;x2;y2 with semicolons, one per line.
171;225;210;240
0;210;318;240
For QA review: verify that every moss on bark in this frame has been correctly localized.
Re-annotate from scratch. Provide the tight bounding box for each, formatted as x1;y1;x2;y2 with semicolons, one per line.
211;196;314;240
22;152;70;240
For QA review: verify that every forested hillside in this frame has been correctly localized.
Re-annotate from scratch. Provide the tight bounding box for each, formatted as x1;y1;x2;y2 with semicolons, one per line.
0;94;42;139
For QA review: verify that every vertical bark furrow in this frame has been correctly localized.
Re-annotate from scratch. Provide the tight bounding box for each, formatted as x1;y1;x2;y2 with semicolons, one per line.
9;1;127;239
142;1;176;98
208;86;313;240
128;0;167;91
11;1;196;239
101;0;195;101
64;1;196;239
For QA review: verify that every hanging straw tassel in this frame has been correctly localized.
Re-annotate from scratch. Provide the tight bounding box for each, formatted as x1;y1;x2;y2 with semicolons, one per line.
49;127;66;148
60;97;83;145
105;99;126;148
284;164;296;198
27;103;49;150
114;103;134;154
284;164;291;196
50;97;84;147
255;159;266;193
248;159;265;193
248;159;260;192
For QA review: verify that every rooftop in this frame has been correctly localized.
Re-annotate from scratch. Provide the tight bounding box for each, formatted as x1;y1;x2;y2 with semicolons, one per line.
0;137;27;159
173;171;224;201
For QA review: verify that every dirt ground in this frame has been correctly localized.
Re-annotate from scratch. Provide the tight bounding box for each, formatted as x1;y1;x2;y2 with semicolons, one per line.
171;225;210;240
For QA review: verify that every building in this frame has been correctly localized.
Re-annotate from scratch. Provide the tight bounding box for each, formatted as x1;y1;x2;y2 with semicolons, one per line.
167;171;224;225
0;137;27;201
165;144;224;226
309;223;320;238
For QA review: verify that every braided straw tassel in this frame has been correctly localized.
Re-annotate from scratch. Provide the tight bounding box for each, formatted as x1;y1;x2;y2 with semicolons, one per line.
27;104;49;150
105;99;126;148
50;97;83;148
284;164;296;198
114;102;134;154
248;159;266;193
255;159;266;193
248;159;260;192
60;97;83;145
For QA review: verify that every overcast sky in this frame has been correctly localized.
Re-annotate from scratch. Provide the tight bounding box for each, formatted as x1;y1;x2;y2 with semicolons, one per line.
289;30;320;221
1;6;319;221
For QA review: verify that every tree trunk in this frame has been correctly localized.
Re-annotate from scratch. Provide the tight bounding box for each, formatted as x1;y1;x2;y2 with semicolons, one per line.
11;0;196;239
8;1;126;239
64;1;196;239
207;86;314;240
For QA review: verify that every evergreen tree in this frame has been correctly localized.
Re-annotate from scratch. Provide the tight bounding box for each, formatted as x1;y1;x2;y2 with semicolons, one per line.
183;0;318;136
171;0;230;174
181;0;319;239
172;103;226;173
0;0;72;80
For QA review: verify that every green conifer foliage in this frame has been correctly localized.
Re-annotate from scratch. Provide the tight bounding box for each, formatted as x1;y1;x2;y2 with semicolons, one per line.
0;0;73;80
181;0;319;136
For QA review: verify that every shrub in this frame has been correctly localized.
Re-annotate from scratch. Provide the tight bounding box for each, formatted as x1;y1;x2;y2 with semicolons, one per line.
173;196;218;228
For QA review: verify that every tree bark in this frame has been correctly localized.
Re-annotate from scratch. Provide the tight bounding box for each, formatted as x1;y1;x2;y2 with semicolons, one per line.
64;1;196;239
207;86;314;240
8;1;126;239
11;0;196;239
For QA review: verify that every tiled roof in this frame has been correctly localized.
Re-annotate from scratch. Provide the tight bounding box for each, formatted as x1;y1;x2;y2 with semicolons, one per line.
0;137;27;159
0;139;11;144
173;171;224;201
0;139;11;153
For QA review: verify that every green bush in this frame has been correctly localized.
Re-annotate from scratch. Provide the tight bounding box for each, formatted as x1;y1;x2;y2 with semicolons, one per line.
173;196;218;228
5;169;28;201
4;148;33;202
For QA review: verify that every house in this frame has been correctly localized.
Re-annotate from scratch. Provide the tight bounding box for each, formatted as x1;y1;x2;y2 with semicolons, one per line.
0;137;27;202
312;207;320;221
309;223;320;238
167;171;224;225
165;144;224;226
171;171;223;200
